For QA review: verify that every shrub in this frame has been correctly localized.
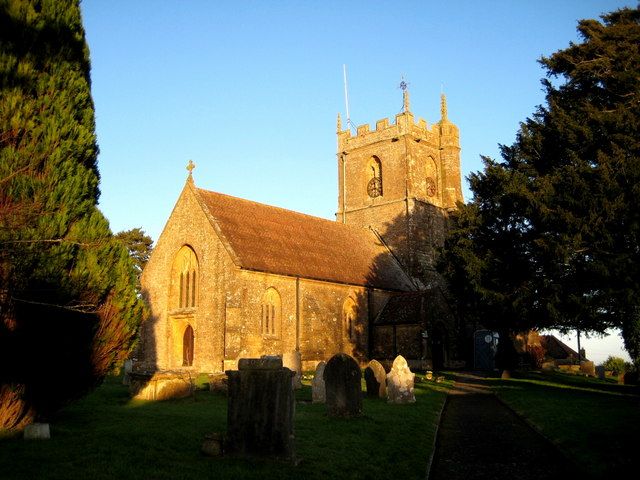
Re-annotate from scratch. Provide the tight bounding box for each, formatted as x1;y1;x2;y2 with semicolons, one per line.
601;356;627;375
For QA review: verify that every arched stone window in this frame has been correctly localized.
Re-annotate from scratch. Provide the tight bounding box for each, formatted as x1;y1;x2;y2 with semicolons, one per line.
342;297;358;341
171;246;198;310
261;287;281;337
367;156;383;198
425;156;438;198
182;324;194;367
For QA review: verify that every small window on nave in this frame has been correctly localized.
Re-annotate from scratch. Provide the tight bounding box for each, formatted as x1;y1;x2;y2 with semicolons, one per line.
171;245;199;310
342;297;358;341
367;156;383;198
261;287;281;337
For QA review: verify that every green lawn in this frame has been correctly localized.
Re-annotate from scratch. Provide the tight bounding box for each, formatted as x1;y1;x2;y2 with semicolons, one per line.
0;375;450;480
489;371;640;478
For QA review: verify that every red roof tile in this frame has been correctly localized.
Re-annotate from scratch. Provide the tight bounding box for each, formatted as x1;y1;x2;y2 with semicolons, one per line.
195;187;414;291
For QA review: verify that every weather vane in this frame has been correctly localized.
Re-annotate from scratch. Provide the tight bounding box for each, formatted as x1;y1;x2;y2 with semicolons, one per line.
399;75;410;112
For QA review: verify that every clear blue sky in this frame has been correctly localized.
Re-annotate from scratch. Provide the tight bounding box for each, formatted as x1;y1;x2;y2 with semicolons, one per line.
80;0;634;363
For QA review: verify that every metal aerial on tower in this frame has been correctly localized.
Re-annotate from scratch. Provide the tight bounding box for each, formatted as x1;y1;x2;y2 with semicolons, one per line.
342;64;356;132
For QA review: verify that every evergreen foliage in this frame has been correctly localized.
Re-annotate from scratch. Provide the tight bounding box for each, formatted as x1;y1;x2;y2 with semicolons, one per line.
115;228;154;289
441;7;640;364
0;0;144;430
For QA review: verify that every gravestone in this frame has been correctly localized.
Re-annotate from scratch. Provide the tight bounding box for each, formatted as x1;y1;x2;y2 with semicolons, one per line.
312;361;326;403
364;359;386;398
323;353;362;417
23;423;50;440
282;350;303;389
595;365;606;380
226;357;295;459
386;355;416;404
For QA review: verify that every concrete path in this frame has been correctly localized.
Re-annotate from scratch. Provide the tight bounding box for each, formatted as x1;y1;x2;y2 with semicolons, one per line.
428;373;575;480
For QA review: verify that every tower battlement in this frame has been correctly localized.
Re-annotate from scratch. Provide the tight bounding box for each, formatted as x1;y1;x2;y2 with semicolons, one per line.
337;98;459;155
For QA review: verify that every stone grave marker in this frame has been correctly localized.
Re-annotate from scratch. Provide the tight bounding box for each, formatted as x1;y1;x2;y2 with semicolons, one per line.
23;423;50;440
226;357;295;459
386;355;416;404
364;359;387;398
323;353;362;417
312;361;326;403
282;350;303;389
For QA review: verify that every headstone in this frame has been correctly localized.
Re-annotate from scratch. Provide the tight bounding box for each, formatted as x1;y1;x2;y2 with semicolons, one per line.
226;357;295;459
425;370;433;381
282;351;303;389
595;365;606;380
323;353;362;417
24;423;50;440
312;361;326;403
386;355;416;404
364;359;386;398
122;359;133;385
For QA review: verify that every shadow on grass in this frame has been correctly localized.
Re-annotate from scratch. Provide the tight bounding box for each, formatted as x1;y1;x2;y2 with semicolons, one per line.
0;374;450;480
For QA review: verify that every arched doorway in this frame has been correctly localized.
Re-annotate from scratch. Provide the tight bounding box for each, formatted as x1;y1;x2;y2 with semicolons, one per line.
182;324;194;367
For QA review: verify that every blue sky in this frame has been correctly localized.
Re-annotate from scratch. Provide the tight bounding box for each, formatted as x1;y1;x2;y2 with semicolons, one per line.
80;0;634;363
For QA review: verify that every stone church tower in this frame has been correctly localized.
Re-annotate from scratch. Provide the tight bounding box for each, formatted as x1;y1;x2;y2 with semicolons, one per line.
336;90;463;282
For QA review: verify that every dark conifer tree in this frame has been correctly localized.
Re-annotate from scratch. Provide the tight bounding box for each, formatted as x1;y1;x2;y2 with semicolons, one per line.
0;0;144;430
441;6;640;365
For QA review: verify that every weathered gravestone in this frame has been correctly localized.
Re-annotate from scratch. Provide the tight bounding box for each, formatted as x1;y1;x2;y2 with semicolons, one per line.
282;350;303;389
364;359;387;398
386;355;416;404
323;353;362;417
226;357;295;459
312;361;326;403
23;423;50;440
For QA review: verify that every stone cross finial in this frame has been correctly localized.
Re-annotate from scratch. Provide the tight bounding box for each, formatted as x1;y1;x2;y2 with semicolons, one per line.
440;93;448;121
186;159;195;182
337;113;342;133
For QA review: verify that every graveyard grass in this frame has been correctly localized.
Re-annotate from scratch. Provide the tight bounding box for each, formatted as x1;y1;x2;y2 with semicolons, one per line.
0;374;451;480
488;371;640;478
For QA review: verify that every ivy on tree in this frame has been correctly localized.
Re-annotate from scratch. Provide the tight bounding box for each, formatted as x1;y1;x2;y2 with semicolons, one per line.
0;0;145;430
440;7;640;366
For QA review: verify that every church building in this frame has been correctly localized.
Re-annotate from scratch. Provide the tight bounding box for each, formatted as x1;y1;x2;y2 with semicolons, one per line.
135;90;463;375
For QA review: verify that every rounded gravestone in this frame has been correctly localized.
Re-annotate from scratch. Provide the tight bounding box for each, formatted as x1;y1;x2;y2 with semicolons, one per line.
323;353;362;417
364;359;387;398
312;361;327;403
386;355;416;404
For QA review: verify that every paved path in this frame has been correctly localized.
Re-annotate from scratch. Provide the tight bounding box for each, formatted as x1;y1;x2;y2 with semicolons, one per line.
429;373;575;480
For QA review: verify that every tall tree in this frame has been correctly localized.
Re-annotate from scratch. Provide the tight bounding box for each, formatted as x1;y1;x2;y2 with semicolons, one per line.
115;228;154;289
0;0;144;431
441;7;640;365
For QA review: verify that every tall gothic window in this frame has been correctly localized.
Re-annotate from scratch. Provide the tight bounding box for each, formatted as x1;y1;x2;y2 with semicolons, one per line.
367;156;383;198
171;246;198;310
342;297;358;341
261;287;281;337
182;324;194;366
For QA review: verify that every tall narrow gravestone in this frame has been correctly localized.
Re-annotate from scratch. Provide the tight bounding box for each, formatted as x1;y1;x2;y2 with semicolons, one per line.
312;361;326;403
323;353;362;417
226;357;295;459
386;355;416;404
364;359;387;398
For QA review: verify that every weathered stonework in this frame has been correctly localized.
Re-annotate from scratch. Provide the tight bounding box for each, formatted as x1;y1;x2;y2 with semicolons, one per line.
134;90;464;380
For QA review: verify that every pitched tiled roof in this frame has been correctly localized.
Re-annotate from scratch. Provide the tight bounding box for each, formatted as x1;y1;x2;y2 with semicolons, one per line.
194;187;414;291
539;335;581;360
374;291;424;325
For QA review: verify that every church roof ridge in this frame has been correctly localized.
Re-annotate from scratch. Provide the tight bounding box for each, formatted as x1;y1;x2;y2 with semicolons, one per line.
192;187;414;291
